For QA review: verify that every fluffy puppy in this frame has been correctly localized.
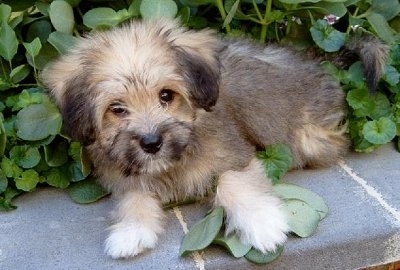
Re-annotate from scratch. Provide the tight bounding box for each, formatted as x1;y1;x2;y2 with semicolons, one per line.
41;19;384;259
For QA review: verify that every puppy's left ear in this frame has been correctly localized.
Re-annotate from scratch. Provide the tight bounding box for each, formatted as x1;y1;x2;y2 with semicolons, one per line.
172;28;221;111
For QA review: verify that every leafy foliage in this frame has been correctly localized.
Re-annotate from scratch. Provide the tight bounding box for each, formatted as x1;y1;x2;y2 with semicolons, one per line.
180;144;329;263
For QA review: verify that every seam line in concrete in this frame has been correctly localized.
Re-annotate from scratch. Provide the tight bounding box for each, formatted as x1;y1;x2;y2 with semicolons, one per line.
339;160;400;226
172;206;206;270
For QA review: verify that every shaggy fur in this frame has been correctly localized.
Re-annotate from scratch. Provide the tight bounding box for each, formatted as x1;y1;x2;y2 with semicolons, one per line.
41;19;386;259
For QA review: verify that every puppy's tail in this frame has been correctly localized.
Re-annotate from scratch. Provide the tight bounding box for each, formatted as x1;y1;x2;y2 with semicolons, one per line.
338;32;390;92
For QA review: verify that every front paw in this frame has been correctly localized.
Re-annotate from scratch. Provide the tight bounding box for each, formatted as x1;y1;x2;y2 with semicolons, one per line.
232;205;289;253
104;223;158;259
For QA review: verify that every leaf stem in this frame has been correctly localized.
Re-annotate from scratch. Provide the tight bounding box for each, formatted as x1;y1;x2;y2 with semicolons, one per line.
216;0;231;33
260;0;273;43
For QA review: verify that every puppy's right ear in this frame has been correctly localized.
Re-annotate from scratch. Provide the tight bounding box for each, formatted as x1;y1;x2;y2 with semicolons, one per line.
41;56;97;145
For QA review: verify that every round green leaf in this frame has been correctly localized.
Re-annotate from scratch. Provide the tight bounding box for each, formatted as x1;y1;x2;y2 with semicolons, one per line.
362;117;397;145
310;19;346;52
346;88;374;118
15;169;40;192
48;31;78;55
10;145;41;169
244;245;284;264
45;168;70;188
140;0;178;19
49;0;75;34
83;8;120;29
273;183;329;220
16;100;62;141
213;233;252;258
68;179;109;204
283;199;321;238
180;207;224;256
26;20;51;43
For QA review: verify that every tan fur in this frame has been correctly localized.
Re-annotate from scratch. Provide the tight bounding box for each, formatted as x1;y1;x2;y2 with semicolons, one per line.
41;19;355;258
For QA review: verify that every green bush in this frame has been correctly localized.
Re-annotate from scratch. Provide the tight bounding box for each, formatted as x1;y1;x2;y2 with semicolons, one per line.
0;0;399;211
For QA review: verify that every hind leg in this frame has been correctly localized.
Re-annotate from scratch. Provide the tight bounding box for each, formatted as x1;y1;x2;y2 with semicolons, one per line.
293;121;348;168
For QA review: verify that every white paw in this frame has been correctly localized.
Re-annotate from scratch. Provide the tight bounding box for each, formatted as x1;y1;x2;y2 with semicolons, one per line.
104;223;158;259
231;204;289;253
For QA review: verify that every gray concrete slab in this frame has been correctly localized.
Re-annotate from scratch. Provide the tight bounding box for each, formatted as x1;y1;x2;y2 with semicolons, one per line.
1;144;399;270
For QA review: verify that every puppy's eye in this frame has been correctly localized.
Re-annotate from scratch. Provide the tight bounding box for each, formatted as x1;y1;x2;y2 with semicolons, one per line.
109;104;128;116
159;89;175;104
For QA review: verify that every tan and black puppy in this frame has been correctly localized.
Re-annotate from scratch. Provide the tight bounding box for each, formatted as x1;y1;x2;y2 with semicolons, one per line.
42;19;387;259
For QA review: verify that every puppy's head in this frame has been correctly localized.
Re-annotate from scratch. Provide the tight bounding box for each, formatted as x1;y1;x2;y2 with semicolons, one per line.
41;19;221;175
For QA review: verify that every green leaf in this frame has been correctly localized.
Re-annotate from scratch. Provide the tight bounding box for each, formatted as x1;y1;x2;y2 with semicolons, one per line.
83;8;121;29
370;93;392;120
48;31;78;55
0;116;6;157
383;65;400;87
68;141;91;178
49;0;75;34
68;179;109;204
9;145;41;169
342;61;365;86
315;2;347;17
257;144;293;184
16;100;62;141
310;19;346;52
10;64;30;84
279;0;321;3
45;168;70;188
366;13;396;45
26;43;59;70
1;157;22;178
0;168;7;192
223;0;239;29
15;169;40;192
26;20;52;43
244;245;284;264
23;37;42;58
0;21;18;61
0;4;11;22
44;137;69;167
346;87;374;118
16;89;44;109
283;199;321;238
213;233;252;258
140;0;178;19
369;0;400;21
180;207;224;256
273;183;329;220
128;0;141;17
362;117;397;145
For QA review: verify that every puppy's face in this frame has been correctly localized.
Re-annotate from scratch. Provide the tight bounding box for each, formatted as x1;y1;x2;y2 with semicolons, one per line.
42;19;221;175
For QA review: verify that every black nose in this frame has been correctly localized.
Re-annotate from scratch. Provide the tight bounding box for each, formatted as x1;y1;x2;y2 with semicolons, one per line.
139;133;163;154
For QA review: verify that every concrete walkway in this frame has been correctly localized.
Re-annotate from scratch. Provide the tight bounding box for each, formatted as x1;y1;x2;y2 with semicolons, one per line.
1;144;400;270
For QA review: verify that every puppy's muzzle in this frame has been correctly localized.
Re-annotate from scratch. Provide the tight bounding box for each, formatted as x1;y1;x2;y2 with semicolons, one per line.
139;133;163;154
